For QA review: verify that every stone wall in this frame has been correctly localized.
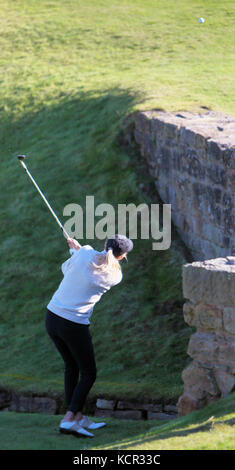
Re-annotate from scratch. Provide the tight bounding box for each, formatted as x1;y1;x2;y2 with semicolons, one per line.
132;110;235;261
0;389;178;420
95;398;177;421
177;256;235;416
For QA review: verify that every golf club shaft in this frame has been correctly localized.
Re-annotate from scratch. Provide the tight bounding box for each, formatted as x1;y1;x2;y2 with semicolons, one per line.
18;159;70;239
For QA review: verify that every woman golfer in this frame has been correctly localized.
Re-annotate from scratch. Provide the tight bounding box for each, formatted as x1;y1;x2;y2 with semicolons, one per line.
46;234;133;437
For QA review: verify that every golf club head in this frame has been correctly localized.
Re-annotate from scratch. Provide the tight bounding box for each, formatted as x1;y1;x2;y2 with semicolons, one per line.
17;155;26;161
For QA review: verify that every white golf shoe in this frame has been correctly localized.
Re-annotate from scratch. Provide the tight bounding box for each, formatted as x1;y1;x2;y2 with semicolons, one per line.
59;420;94;437
78;415;107;430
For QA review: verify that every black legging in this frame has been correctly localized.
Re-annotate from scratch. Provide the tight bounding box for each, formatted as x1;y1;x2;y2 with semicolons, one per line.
45;309;97;413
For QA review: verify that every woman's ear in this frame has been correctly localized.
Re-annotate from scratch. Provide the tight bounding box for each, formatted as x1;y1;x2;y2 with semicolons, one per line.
116;253;127;261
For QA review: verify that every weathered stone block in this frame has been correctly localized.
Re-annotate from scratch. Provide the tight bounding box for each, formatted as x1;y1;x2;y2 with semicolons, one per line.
223;235;231;249
206;186;222;205
201;224;223;246
183;301;223;331
198;240;219;261
96;399;116;410
206;164;227;186
163;404;178;414
213;365;235;396
187;331;235;368
0;391;11;409
230;148;235;168
216;335;235;367
195;133;207;149
172;148;181;171
116;401;162;412
210;205;222;225
207;140;223;161
135;112;152;133
133;129;145;147
182;361;220;400
192;181;206;206
177;393;201;416
227;170;235;189
158;145;172;174
187;332;217;365
221;148;232;168
151;117;166;136
222;192;233;210
145;138;157;163
180;127;196;147
183;258;235;306
223;308;235;335
230;237;235;254
187;150;206;178
191;214;204;234
223;209;234;235
116;400;139;410
213;245;232;259
10;395;57;414
164;122;179;140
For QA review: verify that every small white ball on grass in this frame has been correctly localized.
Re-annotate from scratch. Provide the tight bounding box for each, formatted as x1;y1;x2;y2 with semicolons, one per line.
198;17;205;23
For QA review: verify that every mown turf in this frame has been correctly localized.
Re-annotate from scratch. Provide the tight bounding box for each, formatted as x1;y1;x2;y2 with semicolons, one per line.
0;393;234;450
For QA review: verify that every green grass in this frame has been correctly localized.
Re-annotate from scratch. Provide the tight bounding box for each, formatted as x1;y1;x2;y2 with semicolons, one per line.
0;393;234;450
1;0;235;117
0;0;234;449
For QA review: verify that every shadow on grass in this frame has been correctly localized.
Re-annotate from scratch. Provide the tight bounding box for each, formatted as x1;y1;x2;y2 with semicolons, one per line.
1;396;234;450
0;412;234;451
1;86;149;260
100;415;235;450
0;85;190;407
3;86;142;168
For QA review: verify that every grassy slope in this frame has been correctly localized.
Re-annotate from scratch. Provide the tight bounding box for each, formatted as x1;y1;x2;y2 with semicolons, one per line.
0;0;234;409
0;393;234;450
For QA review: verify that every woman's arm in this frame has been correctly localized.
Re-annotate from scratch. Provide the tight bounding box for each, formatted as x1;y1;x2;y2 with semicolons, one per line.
61;238;82;275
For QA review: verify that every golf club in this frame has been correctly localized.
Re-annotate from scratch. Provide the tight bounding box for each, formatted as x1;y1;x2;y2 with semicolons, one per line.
17;155;70;239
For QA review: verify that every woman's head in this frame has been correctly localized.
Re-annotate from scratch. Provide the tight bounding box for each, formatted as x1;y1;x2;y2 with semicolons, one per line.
104;234;134;260
91;235;133;274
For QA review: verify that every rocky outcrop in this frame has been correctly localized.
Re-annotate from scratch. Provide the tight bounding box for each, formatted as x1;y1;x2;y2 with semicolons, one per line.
177;256;235;415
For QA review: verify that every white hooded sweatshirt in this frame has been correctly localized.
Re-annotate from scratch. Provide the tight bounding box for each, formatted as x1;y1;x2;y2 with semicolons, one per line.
47;245;122;325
